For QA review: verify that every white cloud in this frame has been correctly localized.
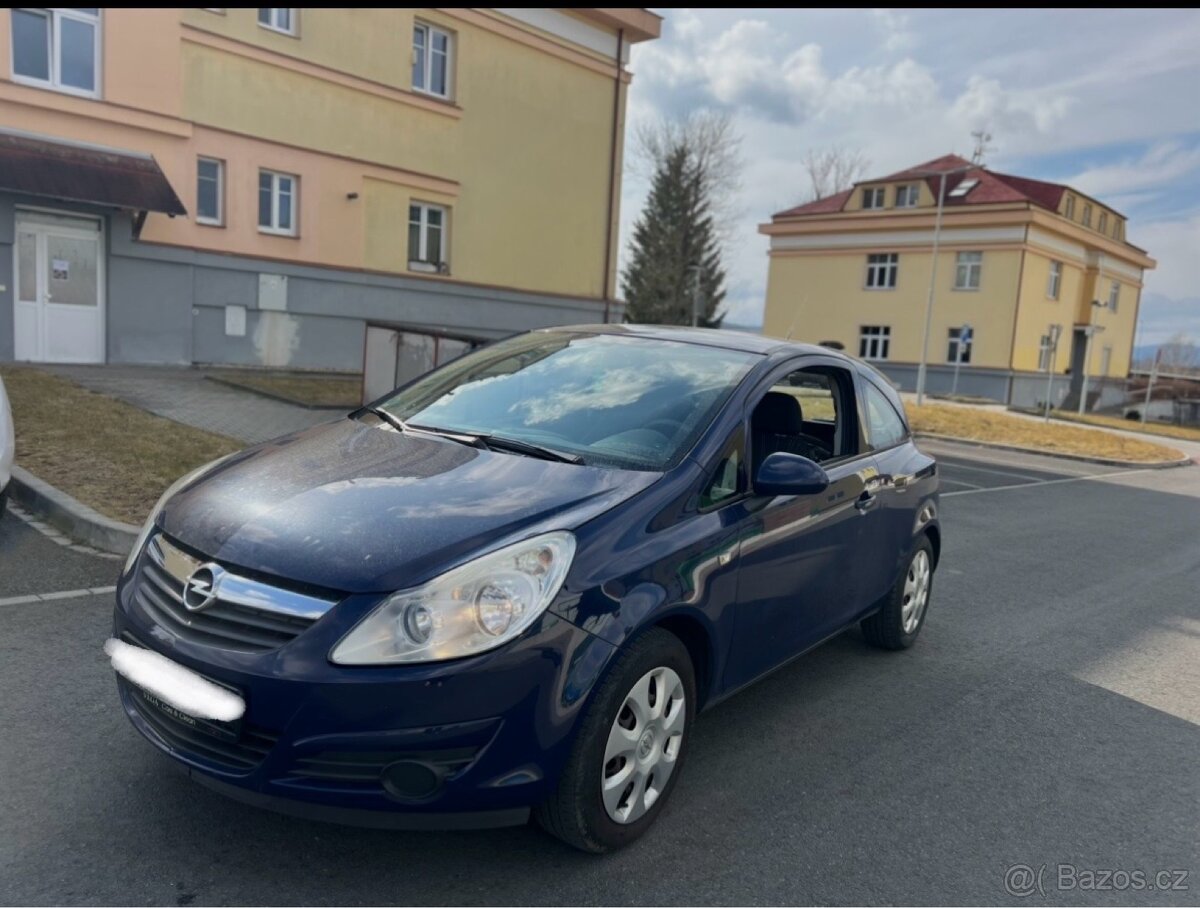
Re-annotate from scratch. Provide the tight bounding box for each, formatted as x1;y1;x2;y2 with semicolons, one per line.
1068;141;1200;200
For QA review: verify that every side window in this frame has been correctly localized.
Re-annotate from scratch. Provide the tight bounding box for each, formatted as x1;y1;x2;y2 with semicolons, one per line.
750;365;857;474
699;430;744;509
863;382;908;449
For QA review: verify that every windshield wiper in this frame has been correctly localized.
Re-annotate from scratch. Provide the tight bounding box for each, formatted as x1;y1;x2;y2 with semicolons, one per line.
476;434;583;464
365;406;408;434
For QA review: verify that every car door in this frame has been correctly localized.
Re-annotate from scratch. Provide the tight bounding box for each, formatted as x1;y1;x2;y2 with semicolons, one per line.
722;357;884;691
856;372;926;607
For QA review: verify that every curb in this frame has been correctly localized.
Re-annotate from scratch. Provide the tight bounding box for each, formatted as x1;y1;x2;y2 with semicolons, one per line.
204;375;353;412
913;433;1194;470
8;465;138;556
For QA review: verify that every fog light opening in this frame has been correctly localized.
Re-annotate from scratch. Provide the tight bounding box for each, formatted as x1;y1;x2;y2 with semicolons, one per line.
381;760;442;801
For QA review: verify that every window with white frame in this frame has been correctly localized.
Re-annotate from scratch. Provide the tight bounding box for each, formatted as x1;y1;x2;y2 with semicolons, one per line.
1038;335;1053;371
1098;211;1108;235
257;8;296;35
954;251;982;290
861;187;885;210
947;327;973;364
1064;195;1075;220
1082;203;1093;228
413;21;452;98
1046;260;1062;300
859;326;891;360
1100;345;1112;376
865;253;898;289
258;169;297;235
11;8;100;97
408;202;447;271
1107;279;1120;312
895;184;919;208
196;157;224;226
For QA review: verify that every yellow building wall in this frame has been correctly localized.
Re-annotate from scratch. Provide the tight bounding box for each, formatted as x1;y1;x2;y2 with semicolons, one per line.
1010;251;1086;373
0;8;624;300
762;247;1022;368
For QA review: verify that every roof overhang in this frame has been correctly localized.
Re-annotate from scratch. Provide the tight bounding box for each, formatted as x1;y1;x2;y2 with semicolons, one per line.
575;8;662;42
0;129;186;224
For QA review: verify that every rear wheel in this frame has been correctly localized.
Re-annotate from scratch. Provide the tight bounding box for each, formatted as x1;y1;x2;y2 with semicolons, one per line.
535;628;695;853
861;537;934;650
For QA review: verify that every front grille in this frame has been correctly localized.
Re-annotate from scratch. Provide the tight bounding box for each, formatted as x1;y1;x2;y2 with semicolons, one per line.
133;534;334;653
286;747;479;790
121;678;279;772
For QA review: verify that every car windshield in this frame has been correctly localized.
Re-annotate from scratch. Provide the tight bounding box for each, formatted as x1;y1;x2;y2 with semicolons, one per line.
376;332;759;470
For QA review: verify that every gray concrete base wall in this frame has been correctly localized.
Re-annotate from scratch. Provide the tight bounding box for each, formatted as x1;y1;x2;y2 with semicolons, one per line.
873;362;1013;402
1;194;621;371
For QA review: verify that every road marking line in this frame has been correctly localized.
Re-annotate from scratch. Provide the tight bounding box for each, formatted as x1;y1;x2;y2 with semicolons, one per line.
0;585;116;607
940;478;983;490
943;468;1158;497
939;461;1053;483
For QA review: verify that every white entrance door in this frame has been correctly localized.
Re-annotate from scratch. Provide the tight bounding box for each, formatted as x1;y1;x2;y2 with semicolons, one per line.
14;212;104;363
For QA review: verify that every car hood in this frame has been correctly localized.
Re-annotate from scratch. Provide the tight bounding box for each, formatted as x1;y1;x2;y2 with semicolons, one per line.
160;416;660;594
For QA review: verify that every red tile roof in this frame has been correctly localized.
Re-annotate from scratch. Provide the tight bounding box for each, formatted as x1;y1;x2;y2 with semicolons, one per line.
772;153;1069;219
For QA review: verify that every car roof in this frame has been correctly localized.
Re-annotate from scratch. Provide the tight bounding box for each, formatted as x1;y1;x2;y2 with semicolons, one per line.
536;323;852;359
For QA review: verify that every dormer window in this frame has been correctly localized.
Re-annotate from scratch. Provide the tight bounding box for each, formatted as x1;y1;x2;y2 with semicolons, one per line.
1082;204;1093;228
895;184;919;208
1098;211;1108;235
1064;195;1076;219
862;187;885;210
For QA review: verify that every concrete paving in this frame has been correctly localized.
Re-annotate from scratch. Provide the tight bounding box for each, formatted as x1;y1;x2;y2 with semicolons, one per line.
1;440;1197;905
47;364;341;445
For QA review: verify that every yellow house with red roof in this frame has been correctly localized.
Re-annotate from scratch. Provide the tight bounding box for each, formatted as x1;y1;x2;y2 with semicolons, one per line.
760;154;1156;408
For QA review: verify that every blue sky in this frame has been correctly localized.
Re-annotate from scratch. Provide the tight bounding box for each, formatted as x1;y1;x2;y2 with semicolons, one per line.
619;8;1200;345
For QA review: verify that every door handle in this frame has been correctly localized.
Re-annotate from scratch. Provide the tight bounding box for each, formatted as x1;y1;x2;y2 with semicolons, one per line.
855;491;877;512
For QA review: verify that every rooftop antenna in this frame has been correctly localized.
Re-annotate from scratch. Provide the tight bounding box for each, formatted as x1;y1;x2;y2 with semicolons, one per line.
970;130;994;166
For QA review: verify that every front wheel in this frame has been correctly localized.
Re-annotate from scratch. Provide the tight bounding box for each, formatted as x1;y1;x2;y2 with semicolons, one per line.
861;537;934;650
535;628;695;853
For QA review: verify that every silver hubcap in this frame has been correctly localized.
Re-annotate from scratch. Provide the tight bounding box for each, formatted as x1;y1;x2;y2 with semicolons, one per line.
901;549;931;634
601;666;686;824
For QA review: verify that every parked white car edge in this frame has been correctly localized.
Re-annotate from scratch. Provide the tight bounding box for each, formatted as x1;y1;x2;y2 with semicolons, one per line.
0;374;13;517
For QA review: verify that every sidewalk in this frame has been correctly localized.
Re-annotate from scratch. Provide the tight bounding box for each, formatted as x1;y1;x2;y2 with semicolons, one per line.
902;393;1200;460
48;364;340;445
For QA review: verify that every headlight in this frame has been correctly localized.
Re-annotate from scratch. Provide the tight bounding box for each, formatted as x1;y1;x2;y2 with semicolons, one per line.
121;454;237;576
330;531;577;665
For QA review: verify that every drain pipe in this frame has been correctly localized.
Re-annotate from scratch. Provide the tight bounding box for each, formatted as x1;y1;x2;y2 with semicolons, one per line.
602;28;624;324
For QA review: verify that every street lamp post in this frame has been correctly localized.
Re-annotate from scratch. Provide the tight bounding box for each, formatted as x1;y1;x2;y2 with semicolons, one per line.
914;163;977;406
1077;313;1106;415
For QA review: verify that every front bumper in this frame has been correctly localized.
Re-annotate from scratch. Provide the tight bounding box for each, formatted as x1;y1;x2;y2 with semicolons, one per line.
112;564;615;827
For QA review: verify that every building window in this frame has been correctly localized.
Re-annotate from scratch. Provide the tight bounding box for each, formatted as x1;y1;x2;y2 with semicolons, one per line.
865;253;898;290
258;169;297;236
408;202;447;271
947;327;973;364
859;326;891;361
1038;335;1053;371
257;8;296;35
1082;203;1092;228
1100;345;1112;376
1046;260;1062;300
11;8;100;97
861;187;885;210
1112;219;1122;241
895;184;919;208
1098;211;1108;235
196;157;224;226
1107;280;1120;312
954;251;982;290
1064;195;1075;220
413;21;452;98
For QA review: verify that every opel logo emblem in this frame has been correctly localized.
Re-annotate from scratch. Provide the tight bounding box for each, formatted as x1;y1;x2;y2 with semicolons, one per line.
182;563;223;612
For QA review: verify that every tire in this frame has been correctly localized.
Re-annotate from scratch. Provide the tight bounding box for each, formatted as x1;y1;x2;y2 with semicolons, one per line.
0;488;7;520
535;627;695;853
861;536;934;650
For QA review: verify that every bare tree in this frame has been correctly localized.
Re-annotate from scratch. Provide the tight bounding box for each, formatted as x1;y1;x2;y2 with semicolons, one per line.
1156;331;1200;373
635;111;743;244
799;146;869;203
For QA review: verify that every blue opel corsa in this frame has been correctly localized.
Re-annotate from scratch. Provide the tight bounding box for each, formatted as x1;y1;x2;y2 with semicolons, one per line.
110;325;940;853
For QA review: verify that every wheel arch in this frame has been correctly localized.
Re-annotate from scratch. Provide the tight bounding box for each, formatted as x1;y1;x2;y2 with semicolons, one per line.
652;612;715;711
923;523;941;568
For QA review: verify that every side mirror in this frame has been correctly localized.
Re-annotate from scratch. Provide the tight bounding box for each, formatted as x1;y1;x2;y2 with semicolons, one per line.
753;452;830;497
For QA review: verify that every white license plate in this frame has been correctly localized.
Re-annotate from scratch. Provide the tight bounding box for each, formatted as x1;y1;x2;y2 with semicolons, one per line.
105;638;246;730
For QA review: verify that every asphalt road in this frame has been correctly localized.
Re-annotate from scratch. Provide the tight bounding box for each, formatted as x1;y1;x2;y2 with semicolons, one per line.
1;440;1197;906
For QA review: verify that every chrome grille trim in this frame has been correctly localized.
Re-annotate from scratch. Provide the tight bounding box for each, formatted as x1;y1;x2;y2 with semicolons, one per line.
134;534;336;652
